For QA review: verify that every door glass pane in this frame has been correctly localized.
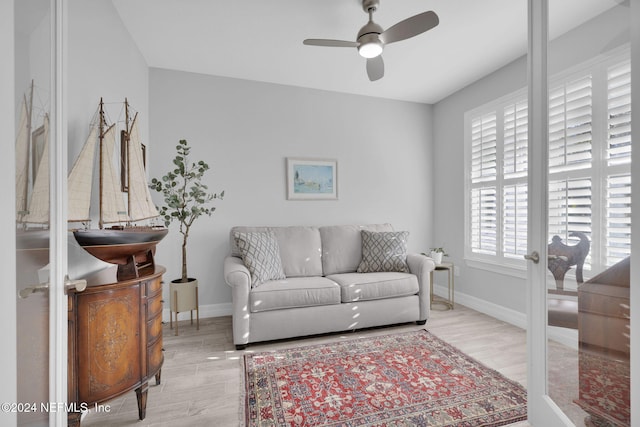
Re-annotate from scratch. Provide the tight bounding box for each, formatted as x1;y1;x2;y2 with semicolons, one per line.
547;1;631;425
15;1;51;425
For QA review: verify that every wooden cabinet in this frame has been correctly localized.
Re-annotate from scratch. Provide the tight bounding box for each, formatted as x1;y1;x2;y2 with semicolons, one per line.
576;257;630;427
67;266;165;426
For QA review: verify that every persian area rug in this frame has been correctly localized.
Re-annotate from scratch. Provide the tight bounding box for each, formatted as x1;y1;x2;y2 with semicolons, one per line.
243;330;527;426
574;348;630;426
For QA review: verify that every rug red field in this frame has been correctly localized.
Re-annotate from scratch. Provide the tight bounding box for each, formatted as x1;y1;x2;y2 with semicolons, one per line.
243;329;527;426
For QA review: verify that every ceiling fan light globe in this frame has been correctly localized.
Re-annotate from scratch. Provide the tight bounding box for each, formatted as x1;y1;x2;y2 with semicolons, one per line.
358;41;383;58
357;33;383;58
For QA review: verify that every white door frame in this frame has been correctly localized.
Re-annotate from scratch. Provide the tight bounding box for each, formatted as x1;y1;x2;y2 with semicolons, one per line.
525;0;571;424
527;1;639;425
50;0;69;425
1;0;17;421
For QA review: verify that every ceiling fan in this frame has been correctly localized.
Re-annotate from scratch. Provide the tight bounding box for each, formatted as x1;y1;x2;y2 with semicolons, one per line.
303;0;439;81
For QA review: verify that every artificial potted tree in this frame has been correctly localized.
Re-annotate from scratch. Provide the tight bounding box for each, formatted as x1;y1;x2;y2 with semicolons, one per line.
150;139;224;333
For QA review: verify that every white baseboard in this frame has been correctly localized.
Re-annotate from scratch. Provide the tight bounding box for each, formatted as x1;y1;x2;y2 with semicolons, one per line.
433;284;578;350
162;302;232;323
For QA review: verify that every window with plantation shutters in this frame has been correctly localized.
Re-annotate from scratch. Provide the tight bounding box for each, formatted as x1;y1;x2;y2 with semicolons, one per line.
466;93;528;264
465;51;631;278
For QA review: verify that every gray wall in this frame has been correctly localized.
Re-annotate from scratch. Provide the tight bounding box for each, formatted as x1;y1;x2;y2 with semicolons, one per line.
149;68;434;313
66;0;151;276
67;0;149;161
433;58;528;313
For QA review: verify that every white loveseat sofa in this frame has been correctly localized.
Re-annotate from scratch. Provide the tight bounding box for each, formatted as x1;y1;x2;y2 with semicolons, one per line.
223;224;436;349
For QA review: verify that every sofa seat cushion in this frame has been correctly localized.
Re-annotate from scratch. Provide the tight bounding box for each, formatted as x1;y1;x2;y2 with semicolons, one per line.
249;277;341;313
326;272;419;303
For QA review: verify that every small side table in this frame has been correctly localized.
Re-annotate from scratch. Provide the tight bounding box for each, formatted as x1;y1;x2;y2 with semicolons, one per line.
430;262;454;310
169;279;199;335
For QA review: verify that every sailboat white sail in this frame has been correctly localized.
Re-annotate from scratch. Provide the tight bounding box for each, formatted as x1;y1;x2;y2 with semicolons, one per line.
15;97;30;221
22;114;50;225
68;124;98;223
100;123;129;225
127;114;161;222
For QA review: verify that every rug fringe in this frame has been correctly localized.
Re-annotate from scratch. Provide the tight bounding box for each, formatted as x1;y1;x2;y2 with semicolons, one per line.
238;353;246;426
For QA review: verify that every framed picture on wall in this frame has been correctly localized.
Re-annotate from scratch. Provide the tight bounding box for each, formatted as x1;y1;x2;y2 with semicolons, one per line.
286;158;338;200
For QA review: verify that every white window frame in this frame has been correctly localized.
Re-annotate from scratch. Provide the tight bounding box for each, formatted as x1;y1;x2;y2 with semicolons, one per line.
464;47;631;281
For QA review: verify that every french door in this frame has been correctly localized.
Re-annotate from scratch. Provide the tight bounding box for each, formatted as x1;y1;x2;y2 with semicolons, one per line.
14;0;68;426
527;0;636;425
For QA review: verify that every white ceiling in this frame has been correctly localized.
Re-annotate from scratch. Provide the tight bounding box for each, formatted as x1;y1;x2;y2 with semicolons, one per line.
112;0;617;104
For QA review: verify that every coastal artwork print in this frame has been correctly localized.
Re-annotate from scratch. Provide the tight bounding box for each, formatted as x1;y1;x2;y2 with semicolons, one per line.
287;158;337;200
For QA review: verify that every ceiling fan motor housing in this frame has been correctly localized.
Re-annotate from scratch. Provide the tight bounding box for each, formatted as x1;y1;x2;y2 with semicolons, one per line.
357;21;383;42
357;20;384;58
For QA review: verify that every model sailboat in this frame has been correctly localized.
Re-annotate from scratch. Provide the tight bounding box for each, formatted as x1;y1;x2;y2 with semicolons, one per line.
15;80;50;255
70;99;167;280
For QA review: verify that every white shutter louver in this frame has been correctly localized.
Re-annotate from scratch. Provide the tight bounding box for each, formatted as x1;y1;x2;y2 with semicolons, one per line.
503;184;528;258
606;174;631;265
471;187;497;255
548;178;593;269
549;76;592;173
471;113;497;183
607;61;631;166
504;101;528;179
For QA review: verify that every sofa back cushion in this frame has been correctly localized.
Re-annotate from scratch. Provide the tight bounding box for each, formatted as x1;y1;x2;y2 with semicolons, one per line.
230;226;323;277
319;224;394;275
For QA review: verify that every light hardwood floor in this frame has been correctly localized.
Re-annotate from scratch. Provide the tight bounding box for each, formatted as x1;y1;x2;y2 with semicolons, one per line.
82;302;536;427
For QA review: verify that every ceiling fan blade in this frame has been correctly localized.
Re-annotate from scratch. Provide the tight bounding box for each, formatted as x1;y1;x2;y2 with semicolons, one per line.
380;11;439;45
366;56;384;81
303;39;359;48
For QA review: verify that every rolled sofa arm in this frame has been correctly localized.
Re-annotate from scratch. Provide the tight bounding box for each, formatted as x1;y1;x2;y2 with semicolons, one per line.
224;256;251;288
223;256;251;348
406;253;436;323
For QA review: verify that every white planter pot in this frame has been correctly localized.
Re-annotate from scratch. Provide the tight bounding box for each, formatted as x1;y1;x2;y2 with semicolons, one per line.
430;251;443;264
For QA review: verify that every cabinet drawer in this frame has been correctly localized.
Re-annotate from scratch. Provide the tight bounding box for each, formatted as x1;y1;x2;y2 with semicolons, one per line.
148;338;163;376
148;294;163;318
147;313;163;343
147;277;162;296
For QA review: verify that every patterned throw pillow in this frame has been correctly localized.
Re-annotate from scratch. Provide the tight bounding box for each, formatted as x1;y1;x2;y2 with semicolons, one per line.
357;230;410;273
233;231;286;287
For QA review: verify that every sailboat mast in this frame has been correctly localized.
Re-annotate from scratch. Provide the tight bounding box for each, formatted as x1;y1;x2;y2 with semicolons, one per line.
98;98;105;229
125;98;131;222
21;81;34;219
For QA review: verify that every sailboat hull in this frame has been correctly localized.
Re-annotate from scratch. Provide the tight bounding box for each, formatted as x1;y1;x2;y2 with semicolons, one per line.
73;227;168;265
16;229;50;273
